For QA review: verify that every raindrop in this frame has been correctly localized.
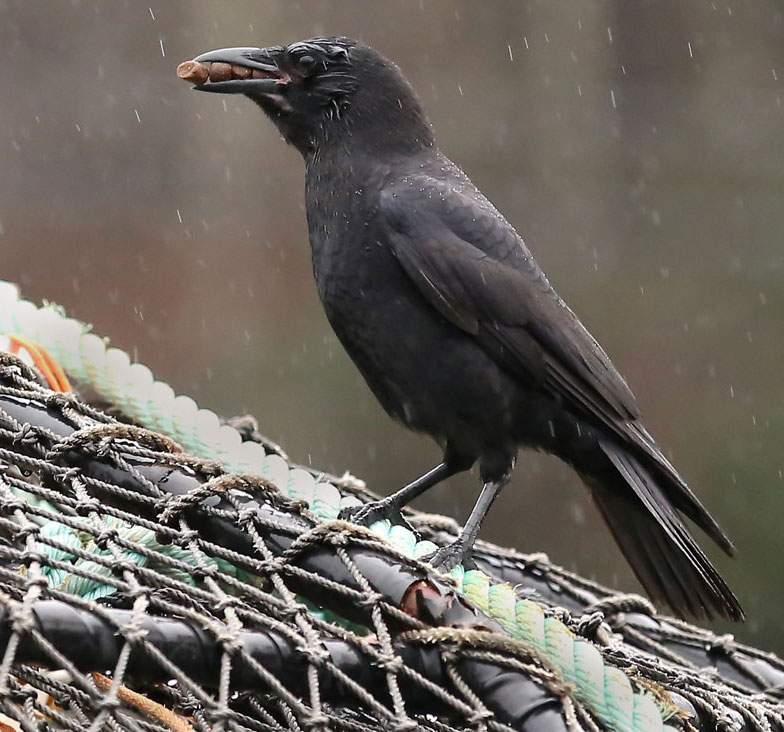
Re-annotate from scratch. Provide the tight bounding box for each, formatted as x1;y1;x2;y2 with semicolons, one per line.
134;109;141;123
607;27;613;43
159;38;165;57
687;42;693;58
148;7;155;20
507;44;514;61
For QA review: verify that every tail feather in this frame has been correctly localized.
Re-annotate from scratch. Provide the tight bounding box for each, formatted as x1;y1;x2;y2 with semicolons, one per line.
583;440;744;621
628;423;735;556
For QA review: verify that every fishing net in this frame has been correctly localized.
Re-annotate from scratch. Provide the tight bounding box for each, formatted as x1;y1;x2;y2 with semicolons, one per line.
0;281;782;732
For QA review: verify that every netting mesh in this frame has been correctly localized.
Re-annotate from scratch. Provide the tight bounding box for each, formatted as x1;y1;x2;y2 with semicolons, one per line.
0;349;783;732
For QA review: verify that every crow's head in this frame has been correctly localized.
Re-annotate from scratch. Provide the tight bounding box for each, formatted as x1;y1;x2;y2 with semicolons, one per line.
180;37;433;156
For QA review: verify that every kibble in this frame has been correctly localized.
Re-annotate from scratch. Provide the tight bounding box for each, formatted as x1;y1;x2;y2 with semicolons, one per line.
176;60;209;85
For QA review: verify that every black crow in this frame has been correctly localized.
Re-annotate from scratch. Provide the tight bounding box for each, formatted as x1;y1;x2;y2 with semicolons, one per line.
180;38;743;620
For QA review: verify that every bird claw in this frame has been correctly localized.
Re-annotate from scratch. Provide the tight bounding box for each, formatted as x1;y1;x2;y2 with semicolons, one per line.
423;539;476;571
338;499;419;536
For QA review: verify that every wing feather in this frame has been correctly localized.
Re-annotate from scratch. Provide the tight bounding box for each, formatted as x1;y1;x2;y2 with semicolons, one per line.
382;183;640;429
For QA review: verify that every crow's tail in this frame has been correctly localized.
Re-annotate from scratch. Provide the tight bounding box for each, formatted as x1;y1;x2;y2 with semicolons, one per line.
580;441;744;621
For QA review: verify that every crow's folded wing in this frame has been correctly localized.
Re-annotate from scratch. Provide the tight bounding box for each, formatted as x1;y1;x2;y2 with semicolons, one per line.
380;182;641;433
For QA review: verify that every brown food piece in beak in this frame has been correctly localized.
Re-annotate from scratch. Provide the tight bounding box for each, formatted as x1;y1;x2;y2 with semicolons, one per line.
231;64;253;79
206;62;232;82
176;60;209;85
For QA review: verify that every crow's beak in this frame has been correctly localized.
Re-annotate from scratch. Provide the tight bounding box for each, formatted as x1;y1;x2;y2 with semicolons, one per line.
188;46;285;95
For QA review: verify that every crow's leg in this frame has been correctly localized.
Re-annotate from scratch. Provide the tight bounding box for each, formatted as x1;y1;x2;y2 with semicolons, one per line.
425;468;512;570
338;461;462;532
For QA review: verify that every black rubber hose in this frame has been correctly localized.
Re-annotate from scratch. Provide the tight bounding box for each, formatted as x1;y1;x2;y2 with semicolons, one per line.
0;600;566;732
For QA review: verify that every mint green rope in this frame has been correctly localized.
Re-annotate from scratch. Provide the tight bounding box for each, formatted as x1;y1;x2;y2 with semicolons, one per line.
0;280;675;732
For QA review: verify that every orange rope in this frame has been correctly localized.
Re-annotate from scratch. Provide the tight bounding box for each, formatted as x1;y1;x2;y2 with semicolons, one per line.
91;673;195;732
3;335;71;392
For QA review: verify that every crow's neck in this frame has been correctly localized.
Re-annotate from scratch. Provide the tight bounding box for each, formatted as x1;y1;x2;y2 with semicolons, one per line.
311;84;434;162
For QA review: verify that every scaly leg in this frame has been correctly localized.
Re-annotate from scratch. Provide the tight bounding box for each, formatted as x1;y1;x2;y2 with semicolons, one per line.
338;462;460;532
426;470;511;570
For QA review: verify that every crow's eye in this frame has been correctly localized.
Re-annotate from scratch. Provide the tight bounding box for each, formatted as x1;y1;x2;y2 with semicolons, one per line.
297;54;317;70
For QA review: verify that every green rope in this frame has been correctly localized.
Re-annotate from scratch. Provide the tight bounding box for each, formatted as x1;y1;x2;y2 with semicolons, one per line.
0;280;675;732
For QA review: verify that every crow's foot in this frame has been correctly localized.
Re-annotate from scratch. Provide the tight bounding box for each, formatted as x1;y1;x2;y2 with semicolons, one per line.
423;538;476;571
339;498;418;536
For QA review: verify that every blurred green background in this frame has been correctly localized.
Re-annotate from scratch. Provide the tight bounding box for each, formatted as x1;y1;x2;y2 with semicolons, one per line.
2;1;782;653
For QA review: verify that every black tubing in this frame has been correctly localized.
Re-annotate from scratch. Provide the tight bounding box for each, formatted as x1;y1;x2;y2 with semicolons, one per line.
0;600;566;731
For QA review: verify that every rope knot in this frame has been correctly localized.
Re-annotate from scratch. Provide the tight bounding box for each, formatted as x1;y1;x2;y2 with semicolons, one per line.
709;634;736;655
7;602;37;635
94;528;120;550
256;557;286;575
215;631;242;655
391;719;419;731
158;477;232;525
297;644;330;666
358;592;384;609
301;711;331;729
112;559;142;577
213;596;238;613
20;550;48;568
74;498;102;516
189;563;219;581
466;708;494;725
12;423;40;447
379;654;404;674
274;603;301;624
120;624;149;645
4;508;34;526
585;593;656;625
575;610;606;639
552;607;573;625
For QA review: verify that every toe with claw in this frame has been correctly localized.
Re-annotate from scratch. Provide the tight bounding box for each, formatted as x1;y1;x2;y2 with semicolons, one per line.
338;498;418;536
423;538;476;571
